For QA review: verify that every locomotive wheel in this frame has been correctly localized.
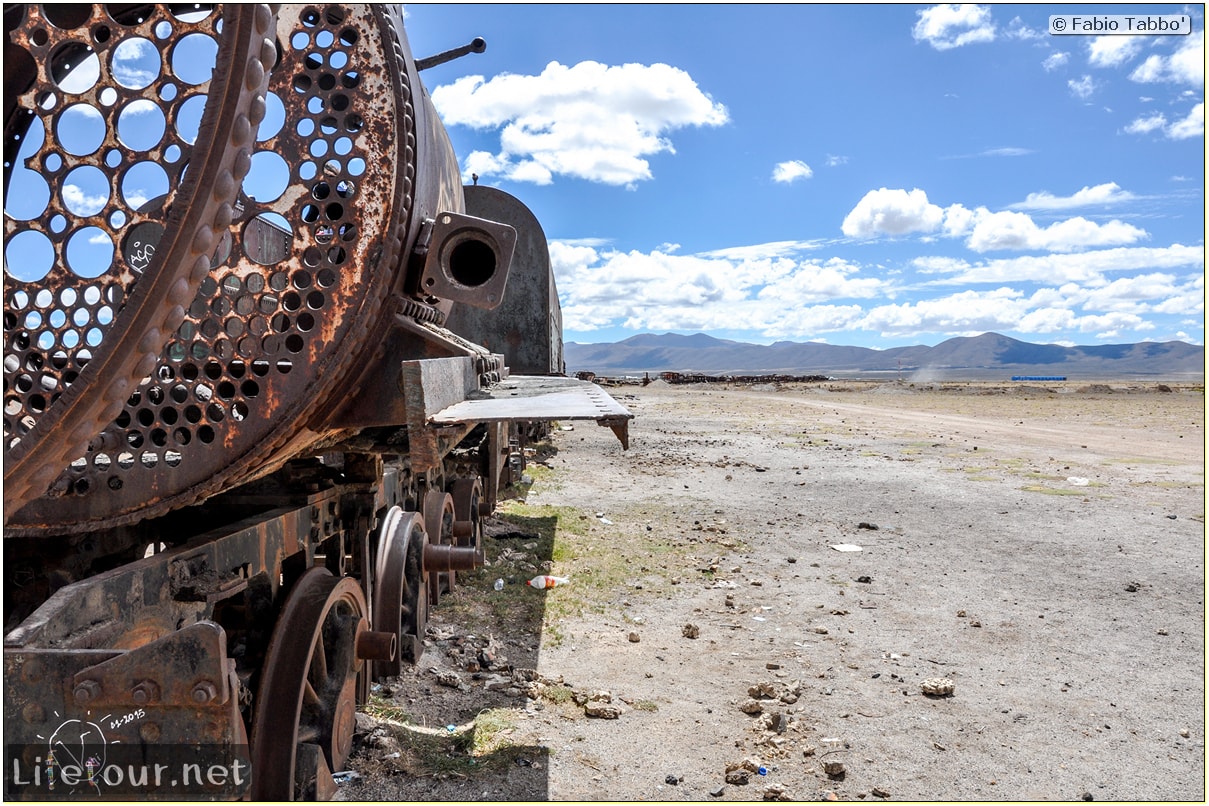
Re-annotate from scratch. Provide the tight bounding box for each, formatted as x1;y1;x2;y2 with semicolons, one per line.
250;569;367;801
423;490;457;605
371;506;427;676
450;477;484;551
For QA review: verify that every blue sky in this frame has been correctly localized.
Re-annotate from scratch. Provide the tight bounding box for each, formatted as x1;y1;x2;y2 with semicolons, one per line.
403;3;1204;349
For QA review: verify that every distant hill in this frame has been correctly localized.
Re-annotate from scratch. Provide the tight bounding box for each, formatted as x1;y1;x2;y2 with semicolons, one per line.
564;332;1205;380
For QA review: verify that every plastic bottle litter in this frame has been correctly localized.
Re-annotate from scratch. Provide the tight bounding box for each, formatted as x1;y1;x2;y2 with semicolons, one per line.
494;578;505;591
526;575;570;589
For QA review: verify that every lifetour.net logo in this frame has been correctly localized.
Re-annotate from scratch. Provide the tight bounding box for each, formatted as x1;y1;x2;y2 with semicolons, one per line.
5;743;252;798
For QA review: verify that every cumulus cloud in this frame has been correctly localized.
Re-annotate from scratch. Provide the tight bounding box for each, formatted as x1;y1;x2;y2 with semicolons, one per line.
842;188;944;238
1068;74;1096;98
1125;103;1204;139
965;212;1146;252
1042;52;1070;71
1130;30;1204;86
1087;35;1143;68
1167;102;1205;139
825;154;849;167
431;60;728;186
912;4;996;50
772;160;813;183
915;244;1204;285
1008;182;1135;211
842;187;1149;252
547;239;893;335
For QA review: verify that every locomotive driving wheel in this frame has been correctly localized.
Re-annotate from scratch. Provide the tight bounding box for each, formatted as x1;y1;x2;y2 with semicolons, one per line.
250;569;371;801
371;506;428;675
423;490;457;605
450;476;485;551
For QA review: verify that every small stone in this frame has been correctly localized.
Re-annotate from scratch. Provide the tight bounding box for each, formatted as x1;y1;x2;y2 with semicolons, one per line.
1157;628;1169;636
872;786;891;798
726;768;751;785
813;626;829;635
1081;793;1094;801
584;701;622;719
823;761;846;778
763;784;791;801
628;632;641;643
787;557;797;564
803;745;817;757
956;609;967;617
739;698;765;715
856;575;873;584
970;620;982;628
921;677;955;697
1179;728;1191;738
710;786;726;797
857;522;879;530
682;623;700;639
766;662;782;670
665;774;679;785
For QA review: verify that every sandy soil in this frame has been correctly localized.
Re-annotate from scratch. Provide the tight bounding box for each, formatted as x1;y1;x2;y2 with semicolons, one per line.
339;380;1205;802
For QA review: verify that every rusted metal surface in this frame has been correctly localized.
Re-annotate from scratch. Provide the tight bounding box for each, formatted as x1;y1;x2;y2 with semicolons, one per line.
446;185;565;374
3;4;276;521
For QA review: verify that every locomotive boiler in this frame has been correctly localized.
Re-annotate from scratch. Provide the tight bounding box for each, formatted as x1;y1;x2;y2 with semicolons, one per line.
2;4;630;799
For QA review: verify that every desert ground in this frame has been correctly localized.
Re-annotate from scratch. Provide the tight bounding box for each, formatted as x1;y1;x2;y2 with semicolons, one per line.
339;379;1205;802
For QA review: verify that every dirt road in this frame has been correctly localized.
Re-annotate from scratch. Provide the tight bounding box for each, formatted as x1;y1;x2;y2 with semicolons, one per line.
342;381;1205;802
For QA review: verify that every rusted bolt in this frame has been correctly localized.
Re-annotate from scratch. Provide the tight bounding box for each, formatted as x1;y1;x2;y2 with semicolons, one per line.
191;681;219;704
74;680;102;704
139;722;162;742
355;629;397;662
131;680;160;704
22;703;45;724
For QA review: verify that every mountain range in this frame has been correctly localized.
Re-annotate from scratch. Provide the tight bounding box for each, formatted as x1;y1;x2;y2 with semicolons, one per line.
564;332;1206;380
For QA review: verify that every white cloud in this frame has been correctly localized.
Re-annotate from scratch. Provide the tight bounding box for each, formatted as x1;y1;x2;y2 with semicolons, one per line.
842;187;1148;252
917;244;1204;285
1167;102;1204;139
842;188;944;238
62;184;108;215
1068;74;1096;99
966;213;1146;253
1005;16;1043;40
1125;103;1204;139
431;60;728;186
1042;52;1070;71
772;160;813;183
1087;35;1143;68
1125;111;1168;134
912;4;996;50
1008;182;1135;211
825;154;849;167
1130;31;1204;86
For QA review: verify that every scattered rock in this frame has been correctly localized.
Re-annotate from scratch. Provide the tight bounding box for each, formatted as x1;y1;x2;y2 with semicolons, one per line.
724;758;761;785
803;745;817;757
710;785;726;797
857;522;879;531
813;626;830;635
628;632;641;643
872;786;891;798
682;623;700;639
665;774;680;785
1179;728;1191;738
1081;792;1094;801
435;671;468;691
749;681;778;699
739;698;765;715
856;575;873;584
763;784;792;800
823;760;846;779
921;677;955;697
585;701;623;719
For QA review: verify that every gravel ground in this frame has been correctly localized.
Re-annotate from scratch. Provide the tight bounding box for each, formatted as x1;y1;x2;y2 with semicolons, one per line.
338;380;1205;802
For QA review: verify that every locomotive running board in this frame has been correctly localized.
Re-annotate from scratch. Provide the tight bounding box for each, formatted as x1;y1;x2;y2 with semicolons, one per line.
430;375;632;449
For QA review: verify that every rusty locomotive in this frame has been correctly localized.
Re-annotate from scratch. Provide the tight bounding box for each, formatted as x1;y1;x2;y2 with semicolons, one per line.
3;4;629;799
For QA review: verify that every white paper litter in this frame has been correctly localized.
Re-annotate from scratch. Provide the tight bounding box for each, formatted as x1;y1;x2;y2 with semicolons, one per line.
830;543;863;552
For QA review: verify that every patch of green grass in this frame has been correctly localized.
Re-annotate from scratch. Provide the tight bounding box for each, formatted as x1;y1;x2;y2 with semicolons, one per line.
1020;485;1087;496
